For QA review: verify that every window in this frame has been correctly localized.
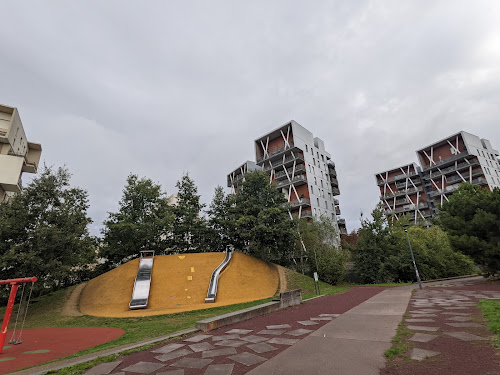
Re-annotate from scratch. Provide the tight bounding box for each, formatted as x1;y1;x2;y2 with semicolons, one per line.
321;154;324;162
325;200;328;208
305;145;308;152
314;177;317;185
321;180;324;188
314;208;317;216
313;158;316;166
317;197;320;206
311;186;314;194
310;148;313;155
309;165;312;172
321;171;324;178
317;151;319;158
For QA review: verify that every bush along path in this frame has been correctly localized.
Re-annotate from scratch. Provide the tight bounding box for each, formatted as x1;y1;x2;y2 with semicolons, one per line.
382;278;500;375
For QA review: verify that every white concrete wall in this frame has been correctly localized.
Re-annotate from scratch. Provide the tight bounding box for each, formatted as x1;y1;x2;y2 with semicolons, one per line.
0;154;24;192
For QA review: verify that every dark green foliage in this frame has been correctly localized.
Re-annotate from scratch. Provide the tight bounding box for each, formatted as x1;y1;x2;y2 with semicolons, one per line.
169;173;207;253
228;170;298;266
437;183;500;276
297;215;346;284
352;204;476;283
205;186;233;252
0;166;95;295
101;174;173;267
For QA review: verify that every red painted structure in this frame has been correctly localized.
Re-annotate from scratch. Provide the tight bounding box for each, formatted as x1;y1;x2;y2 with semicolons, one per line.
0;277;37;354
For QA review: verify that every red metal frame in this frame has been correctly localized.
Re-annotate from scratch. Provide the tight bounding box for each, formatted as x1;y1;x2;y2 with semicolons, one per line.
0;277;37;354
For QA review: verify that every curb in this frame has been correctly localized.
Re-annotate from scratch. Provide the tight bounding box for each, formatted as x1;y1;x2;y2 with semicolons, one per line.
419;274;482;284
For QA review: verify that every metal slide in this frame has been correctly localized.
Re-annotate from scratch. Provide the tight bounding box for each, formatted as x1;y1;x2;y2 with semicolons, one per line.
205;250;233;303
129;250;155;309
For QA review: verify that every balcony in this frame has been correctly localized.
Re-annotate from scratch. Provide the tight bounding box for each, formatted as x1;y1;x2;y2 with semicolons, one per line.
335;206;341;215
383;186;422;199
422;151;471;171
290;198;311;208
274;164;306;180
428;158;480;178
256;143;296;164
277;174;307;188
331;187;340;196
292;209;313;219
262;151;305;171
330;175;339;187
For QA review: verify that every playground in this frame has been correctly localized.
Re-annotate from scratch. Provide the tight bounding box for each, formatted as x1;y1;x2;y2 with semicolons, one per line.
0;251;329;374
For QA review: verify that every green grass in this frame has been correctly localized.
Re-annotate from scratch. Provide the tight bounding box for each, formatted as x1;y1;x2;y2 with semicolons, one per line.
384;319;412;360
479;299;500;345
283;268;349;299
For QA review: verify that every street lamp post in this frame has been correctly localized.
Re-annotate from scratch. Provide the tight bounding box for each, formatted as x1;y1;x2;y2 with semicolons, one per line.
404;228;423;290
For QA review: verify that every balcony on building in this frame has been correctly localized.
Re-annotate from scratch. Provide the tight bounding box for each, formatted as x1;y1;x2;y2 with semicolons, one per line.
331;186;340;196
0;154;24;193
256;143;300;164
262;150;305;171
289;197;311;209
422;151;472;172
427;157;480;178
292;209;313;219
274;164;306;181
276;174;308;188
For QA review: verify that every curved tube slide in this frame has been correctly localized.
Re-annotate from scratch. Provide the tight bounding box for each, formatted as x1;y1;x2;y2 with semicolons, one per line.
129;250;155;309
205;250;233;303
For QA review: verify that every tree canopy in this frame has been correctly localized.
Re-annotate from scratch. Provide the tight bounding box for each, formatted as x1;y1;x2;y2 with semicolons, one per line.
0;166;95;293
101;174;173;267
437;183;500;276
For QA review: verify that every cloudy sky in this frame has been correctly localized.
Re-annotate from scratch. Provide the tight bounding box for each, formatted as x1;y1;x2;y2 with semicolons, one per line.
1;1;499;235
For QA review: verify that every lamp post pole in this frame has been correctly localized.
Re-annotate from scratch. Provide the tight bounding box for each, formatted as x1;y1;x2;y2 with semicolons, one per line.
404;229;422;290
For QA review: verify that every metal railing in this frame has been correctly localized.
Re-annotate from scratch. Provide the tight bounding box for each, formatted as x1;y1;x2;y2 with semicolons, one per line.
274;164;306;180
290;198;311;208
263;152;305;171
277;174;307;188
422;151;471;171
256;142;295;163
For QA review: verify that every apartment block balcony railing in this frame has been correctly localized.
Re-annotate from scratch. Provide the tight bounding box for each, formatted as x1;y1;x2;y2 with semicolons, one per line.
274;164;306;180
377;171;418;185
292;210;313;219
330;175;339;186
428;158;480;178
276;174;307;188
289;198;311;208
262;152;305;171
383;186;422;199
331;187;340;196
428;176;488;198
335;206;341;215
256;142;295;164
333;198;339;205
422;151;471;171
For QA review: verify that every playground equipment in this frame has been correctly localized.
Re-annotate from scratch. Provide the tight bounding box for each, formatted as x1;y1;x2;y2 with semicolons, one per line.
129;251;155;309
0;277;37;354
205;249;233;303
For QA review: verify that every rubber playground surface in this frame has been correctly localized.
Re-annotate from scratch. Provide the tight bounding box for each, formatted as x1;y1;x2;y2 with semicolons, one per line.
80;252;279;317
0;327;124;375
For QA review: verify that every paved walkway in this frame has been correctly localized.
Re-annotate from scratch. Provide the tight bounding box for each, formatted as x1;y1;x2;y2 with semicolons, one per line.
76;286;405;375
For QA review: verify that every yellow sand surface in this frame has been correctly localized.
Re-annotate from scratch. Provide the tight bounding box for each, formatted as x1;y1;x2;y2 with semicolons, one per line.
79;252;279;317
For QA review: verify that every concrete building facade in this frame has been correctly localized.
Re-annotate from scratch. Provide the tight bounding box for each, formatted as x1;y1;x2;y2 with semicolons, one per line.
376;131;499;223
0;104;42;202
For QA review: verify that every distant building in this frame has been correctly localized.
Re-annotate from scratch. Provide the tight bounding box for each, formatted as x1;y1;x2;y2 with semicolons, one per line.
228;120;345;242
0;104;42;202
376;131;500;223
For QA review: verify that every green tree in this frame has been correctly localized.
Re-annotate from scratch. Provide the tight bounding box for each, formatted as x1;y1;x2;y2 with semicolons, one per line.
0;166;95;293
206;186;233;252
298;215;347;284
101;174;173;267
229;170;298;265
169;173;207;253
437;183;500;275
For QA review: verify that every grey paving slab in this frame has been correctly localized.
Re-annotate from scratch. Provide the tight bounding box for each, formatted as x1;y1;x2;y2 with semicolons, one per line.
310;317;333;321
409;348;440;361
188;342;216;352
409;314;437;318
319;314;340;317
445;331;488;341
155;349;193;362
246;336;390;375
184;334;212;343
297;320;319;326
312;314;402;342
84;360;122;375
213;339;247;348
157;370;184;375
286;328;313;336
228;351;267;366
203;364;234;375
121;361;165;374
442;312;471;315
239;335;269;343
267;337;299;345
246;342;279;353
170;357;213;369
446;322;483;327
152;343;186;354
410;308;440;313
405;319;435;323
444;307;468;310
225;329;252;335
348;302;408;315
266;324;291;329
202;347;237;358
212;335;241;341
409;333;438;343
446;316;471;322
407;325;439;332
257;329;286;335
